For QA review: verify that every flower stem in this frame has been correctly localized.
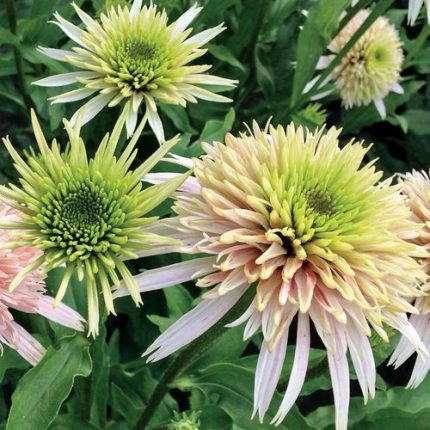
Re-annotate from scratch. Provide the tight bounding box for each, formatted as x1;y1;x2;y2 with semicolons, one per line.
133;287;255;430
5;0;33;114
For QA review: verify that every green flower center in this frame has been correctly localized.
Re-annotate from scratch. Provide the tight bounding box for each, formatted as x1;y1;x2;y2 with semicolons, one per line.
37;177;125;258
305;188;335;216
113;38;168;90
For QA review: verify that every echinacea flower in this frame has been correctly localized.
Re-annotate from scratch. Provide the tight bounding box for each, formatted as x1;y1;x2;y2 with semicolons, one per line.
408;0;430;25
391;170;430;388
0;108;188;336
115;122;428;429
34;1;237;142
312;10;403;119
0;203;84;365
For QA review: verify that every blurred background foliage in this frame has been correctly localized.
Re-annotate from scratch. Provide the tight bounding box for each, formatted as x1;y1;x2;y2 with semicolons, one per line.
0;0;430;429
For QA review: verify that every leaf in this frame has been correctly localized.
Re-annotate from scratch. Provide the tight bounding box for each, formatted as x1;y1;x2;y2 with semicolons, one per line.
207;44;246;72
402;109;430;136
7;335;92;430
291;0;350;105
48;415;101;430
199;108;235;143
0;26;20;47
187;362;315;429
159;104;197;135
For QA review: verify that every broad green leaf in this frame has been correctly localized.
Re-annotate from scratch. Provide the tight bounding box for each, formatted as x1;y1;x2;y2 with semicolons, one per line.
7;335;92;430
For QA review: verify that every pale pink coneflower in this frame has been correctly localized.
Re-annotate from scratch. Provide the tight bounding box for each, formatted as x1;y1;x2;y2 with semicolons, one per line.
114;122;428;429
0;203;84;365
391;170;430;388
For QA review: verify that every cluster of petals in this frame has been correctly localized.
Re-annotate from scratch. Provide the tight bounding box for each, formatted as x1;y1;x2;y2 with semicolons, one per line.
115;122;428;429
0;203;84;365
35;1;236;141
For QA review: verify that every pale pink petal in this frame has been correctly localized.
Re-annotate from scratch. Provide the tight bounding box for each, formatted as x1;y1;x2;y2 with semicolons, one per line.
253;333;288;422
36;296;85;331
374;98;386;119
271;313;310;425
144;284;248;361
113;257;217;298
328;344;350;430
7;322;45;366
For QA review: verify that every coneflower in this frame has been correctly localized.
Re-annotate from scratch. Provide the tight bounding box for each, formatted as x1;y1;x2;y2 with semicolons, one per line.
34;1;237;141
114;122;428;429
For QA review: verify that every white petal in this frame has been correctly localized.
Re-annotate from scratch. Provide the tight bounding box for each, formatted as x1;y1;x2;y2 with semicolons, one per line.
271;313;310;425
390;82;404;94
113;257;216;298
164;153;194;169
184;23;225;47
408;0;424;24
144;284;248;361
70;92;114;126
34;71;99;87
346;324;375;403
144;172;201;193
253;334;288;422
37;46;79;62
177;84;232;102
328;345;350;430
146;102;165;144
130;0;143;18
126;108;138;138
409;314;430;388
171;5;202;39
52;12;89;48
388;313;429;366
374;98;386;119
183;74;237;87
51;87;97;104
316;55;333;70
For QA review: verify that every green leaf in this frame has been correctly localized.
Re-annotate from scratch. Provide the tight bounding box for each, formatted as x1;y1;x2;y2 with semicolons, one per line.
291;0;350;105
0;26;20;47
207;44;246;72
7;335;92;430
199;108;235;143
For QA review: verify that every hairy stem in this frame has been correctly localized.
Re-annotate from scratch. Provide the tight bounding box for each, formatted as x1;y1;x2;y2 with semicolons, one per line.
5;0;33;114
133;287;255;430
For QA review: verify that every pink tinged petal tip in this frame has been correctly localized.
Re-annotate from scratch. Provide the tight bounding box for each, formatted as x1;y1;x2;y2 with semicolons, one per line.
143;172;201;194
7;322;45;366
143;284;248;362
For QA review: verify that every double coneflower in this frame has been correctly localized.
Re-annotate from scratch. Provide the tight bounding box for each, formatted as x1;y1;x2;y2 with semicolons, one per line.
115;122;428;429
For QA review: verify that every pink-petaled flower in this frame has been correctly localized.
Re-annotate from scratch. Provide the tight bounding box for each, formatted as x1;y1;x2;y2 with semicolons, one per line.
114;122;428;430
391;170;430;388
0;203;84;365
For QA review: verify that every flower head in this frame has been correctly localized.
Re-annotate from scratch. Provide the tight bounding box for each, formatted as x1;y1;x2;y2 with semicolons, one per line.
391;170;430;388
0;109;187;336
0;203;84;364
34;1;237;142
408;0;430;25
116;122;428;429
316;10;403;118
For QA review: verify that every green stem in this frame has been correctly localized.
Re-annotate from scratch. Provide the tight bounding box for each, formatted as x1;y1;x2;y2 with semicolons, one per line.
5;0;33;114
283;0;395;120
133;287;255;430
338;0;372;30
404;24;430;67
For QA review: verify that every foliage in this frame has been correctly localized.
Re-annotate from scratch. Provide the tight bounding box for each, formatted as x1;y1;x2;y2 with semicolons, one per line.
0;0;429;429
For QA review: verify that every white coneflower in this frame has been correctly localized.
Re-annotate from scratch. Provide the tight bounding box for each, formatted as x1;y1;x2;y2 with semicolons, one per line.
34;1;237;142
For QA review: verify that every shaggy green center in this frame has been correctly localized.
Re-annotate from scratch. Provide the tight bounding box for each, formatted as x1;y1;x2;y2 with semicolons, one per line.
305;189;335;216
114;38;167;90
37;178;126;259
